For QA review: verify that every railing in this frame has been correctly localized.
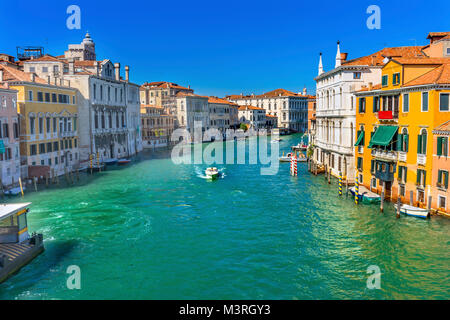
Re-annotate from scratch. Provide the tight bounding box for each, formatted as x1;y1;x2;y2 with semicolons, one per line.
372;149;397;162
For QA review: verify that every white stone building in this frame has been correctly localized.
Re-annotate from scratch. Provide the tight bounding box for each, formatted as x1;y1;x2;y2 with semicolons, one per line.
238;105;266;130
23;33;142;162
176;92;210;142
314;41;424;181
227;88;309;132
208;97;239;135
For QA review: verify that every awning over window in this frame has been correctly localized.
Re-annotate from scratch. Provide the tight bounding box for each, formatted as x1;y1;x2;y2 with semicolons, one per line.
368;125;398;148
354;131;364;147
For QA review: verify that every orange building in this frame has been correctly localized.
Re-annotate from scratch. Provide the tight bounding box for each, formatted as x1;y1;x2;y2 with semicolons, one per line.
354;57;450;214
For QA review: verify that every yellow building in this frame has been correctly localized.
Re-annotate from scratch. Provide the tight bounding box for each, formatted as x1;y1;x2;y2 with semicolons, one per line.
355;57;450;213
0;65;80;178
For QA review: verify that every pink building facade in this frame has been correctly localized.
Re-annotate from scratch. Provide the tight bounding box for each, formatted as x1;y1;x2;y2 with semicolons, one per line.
0;86;21;189
431;121;450;217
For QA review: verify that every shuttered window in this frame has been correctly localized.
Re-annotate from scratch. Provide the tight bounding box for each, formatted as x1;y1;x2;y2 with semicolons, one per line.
438;170;449;189
440;93;449;111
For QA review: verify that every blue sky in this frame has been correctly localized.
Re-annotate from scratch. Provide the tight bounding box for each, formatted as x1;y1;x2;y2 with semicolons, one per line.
1;0;449;97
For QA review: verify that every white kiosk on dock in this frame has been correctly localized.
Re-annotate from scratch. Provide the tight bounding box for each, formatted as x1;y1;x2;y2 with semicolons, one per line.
0;203;44;283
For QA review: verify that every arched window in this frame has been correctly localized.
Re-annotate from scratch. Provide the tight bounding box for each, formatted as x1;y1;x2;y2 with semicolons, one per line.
399;128;409;152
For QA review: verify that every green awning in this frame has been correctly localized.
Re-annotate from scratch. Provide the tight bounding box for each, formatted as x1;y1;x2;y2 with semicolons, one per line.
368;125;398;148
354;132;364;147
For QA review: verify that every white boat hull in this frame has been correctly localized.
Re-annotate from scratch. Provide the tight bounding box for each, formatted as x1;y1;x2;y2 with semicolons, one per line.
395;204;430;219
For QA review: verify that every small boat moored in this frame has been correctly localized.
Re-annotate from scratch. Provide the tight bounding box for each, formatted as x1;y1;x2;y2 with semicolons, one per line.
279;152;292;162
205;167;219;179
4;186;25;196
104;158;118;166
349;186;381;203
394;204;430;219
118;159;131;166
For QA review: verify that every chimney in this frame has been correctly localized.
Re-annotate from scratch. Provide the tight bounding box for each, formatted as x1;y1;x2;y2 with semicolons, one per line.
341;53;348;62
68;58;75;75
114;63;121;81
94;61;100;76
188;85;191;89
368;82;373;90
125;66;129;82
31;73;36;82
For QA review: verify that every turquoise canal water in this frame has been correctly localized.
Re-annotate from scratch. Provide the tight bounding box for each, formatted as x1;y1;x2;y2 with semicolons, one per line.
0;134;449;299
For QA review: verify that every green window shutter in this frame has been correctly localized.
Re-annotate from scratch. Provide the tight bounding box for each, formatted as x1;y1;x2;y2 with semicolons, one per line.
396;134;403;151
373;97;377;112
404;134;409;152
437;137;442;156
417;134;422;154
424;170;427;186
438;170;442;184
423;135;427;155
416;170;420;184
404;167;408;182
437;137;443;156
422;92;428;111
442;137;448;156
445;171;449;189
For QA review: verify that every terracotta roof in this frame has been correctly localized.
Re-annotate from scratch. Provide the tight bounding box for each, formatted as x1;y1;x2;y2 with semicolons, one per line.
358;83;382;92
256;88;300;98
208;96;237;105
0;64;47;84
176;91;208;98
434;120;450;132
25;54;67;64
427;32;450;39
342;46;424;67
403;63;450;87
238;105;265;111
392;57;450;65
142;81;192;91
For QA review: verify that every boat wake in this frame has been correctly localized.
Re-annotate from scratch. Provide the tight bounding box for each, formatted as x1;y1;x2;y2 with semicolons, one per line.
195;166;226;180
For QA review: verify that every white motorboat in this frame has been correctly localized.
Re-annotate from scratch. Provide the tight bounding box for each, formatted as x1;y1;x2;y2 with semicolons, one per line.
394;204;430;219
205;167;219;179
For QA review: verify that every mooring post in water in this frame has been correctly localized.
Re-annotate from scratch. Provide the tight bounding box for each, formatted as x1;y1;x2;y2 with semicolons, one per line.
345;178;349;198
46;173;49;186
380;181;385;212
397;197;401;218
338;172;342;196
410;190;414;206
427;195;432;215
355;177;359;205
18;177;24;197
90;154;93;175
97;152;101;172
33;177;38;192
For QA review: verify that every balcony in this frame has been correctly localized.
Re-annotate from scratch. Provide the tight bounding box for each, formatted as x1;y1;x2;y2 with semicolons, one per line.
371;148;397;162
377;110;399;121
417;154;426;166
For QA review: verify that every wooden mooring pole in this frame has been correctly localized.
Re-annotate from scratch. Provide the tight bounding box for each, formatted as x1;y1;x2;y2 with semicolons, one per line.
409;190;414;206
380;181;385;212
396;197;401;219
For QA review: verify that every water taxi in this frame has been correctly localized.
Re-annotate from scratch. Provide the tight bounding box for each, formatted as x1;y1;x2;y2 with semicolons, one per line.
394;204;430;219
205;167;219;179
0;203;44;284
279;152;292;162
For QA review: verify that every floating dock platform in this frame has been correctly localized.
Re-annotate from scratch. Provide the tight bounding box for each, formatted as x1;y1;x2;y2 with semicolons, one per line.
0;203;44;284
